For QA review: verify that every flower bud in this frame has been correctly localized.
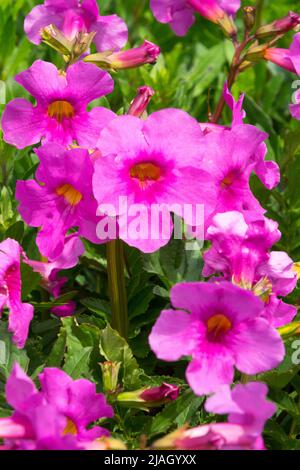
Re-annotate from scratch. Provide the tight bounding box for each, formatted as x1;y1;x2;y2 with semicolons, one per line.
100;361;121;394
41;24;73;55
128;86;155;118
187;0;237;37
278;321;300;340
256;11;300;40
116;383;179;410
84;41;160;71
243;6;256;32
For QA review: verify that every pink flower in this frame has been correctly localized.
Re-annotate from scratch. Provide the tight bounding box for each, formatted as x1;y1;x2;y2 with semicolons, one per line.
16;143;107;260
0;363;113;450
24;0;128;52
149;281;284;395
200;83;280;191
116;383;180;409
205;382;276;435
93;109;217;252
1;60;114;149
153;423;265;450
150;0;240;36
203;211;297;327
0;239;34;349
199;124;269;221
263;31;300;83
26;233;84;317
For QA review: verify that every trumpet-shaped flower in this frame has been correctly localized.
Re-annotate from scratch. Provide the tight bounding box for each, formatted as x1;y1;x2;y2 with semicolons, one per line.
93;109;217;252
200;83;280;191
205;382;276;435
203;211;297;327
0;239;34;349
0;363;113;450
149;281;284;395
24;0;128;52
261;26;300;76
150;0;240;36
199;124;269;221
16;144;107;260
153;423;265;450
2;60;114;149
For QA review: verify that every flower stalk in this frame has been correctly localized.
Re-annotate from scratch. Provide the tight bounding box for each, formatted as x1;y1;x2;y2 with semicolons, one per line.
106;239;129;339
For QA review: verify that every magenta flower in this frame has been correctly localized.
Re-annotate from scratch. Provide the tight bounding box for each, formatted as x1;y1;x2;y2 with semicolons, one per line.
150;0;240;36
24;0;128;52
93;109;217;252
205;382;276;435
262;32;300;94
0;239;34;349
153;423;265;450
1;60;114;149
26;234;84;317
16;143;107;260
199;124;268;221
200;83;280;191
0;363;113;450
203;211;297;327
149;281;284;395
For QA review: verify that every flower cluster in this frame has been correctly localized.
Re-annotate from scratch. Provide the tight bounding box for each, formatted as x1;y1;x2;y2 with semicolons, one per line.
0;364;113;450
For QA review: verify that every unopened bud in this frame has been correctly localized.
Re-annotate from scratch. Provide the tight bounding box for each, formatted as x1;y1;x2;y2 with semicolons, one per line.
278;321;300;340
116;383;179;410
41;24;73;55
84;41;160;71
256;11;300;40
128;86;155;118
243;6;256;32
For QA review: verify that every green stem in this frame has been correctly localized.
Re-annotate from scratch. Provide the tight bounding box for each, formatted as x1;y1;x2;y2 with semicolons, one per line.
255;0;264;29
106;239;129;339
289;393;300;438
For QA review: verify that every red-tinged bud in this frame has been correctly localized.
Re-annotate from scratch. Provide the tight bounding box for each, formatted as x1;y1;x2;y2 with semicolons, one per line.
187;0;237;37
263;48;297;73
84;41;160;71
128;86;155;118
116;383;180;410
256;11;300;39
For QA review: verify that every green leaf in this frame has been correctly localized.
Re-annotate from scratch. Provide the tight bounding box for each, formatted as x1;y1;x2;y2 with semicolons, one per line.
145;389;204;438
99;324;141;389
0;322;29;380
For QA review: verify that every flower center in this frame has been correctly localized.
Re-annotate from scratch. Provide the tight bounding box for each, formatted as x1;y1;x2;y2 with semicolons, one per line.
206;314;232;340
48;100;75;122
221;170;239;188
130;162;161;183
56;184;82;206
63;418;78;436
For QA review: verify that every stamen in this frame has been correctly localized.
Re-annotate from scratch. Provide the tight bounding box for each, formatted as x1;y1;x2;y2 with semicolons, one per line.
207;314;232;339
56;184;82;206
48;100;75;122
